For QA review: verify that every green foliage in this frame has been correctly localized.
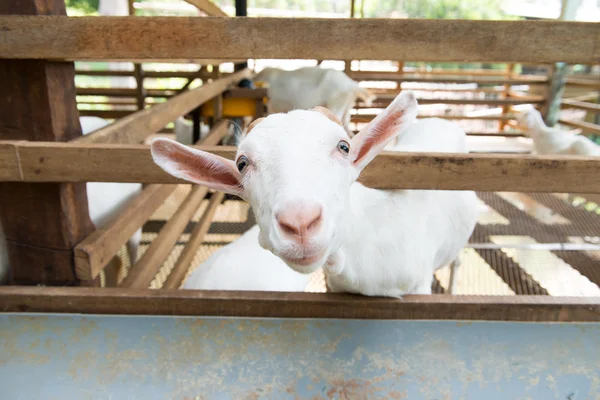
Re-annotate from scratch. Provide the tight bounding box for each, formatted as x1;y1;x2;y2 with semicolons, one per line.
400;0;509;20
65;0;99;14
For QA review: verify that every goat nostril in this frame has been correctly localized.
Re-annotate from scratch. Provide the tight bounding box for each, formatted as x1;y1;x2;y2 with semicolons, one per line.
307;211;322;232
279;221;299;236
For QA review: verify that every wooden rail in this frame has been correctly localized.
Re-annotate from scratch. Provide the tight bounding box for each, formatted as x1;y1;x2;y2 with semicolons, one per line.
561;99;600;113
566;78;600;90
348;72;548;85
1;141;600;193
73;120;231;281
120;185;208;289
162;191;225;289
558;119;600;135
0;17;598;63
73;69;250;144
351;114;516;123
361;98;545;106
1;286;599;322
74;184;177;281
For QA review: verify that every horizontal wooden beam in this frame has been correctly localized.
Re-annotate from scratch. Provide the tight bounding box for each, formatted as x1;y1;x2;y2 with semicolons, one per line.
558;119;600;135
78;109;134;119
351;114;516;123
73;69;250;144
0;17;598;63
76;87;179;98
561;99;600;113
76;69;211;79
402;68;509;76
1;141;599;193
361;97;545;107
349;72;548;85
566;78;600;90
1;286;599;321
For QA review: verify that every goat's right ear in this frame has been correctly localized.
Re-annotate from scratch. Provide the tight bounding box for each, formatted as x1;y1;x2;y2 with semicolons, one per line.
350;91;418;172
151;138;243;196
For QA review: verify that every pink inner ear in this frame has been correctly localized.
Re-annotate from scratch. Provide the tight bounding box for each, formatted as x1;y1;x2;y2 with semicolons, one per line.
170;147;241;189
354;109;404;165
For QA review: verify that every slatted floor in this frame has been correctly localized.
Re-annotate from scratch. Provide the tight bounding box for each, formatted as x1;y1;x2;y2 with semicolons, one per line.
110;186;600;296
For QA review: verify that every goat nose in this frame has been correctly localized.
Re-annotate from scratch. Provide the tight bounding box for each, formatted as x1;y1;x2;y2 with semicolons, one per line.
276;204;322;242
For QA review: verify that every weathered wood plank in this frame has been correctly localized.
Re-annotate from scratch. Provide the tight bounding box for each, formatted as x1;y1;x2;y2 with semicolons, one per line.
120;186;208;289
73;120;231;281
561;99;600;113
0;1;95;285
348;72;548;85
1;141;600;193
1;286;599;321
351;114;516;123
559;119;600;135
162;191;225;289
0;17;598;63
74;69;250;144
74;184;177;281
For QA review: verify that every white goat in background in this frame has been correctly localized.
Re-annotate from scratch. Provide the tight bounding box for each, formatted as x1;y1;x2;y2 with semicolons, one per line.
254;66;376;127
518;107;600;156
151;92;478;297
0;116;142;284
181;225;310;291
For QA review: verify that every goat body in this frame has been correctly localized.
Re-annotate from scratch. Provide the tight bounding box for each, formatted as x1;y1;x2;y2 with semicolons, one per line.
254;66;375;127
182;225;310;291
151;92;478;297
519;108;600;156
326;118;478;296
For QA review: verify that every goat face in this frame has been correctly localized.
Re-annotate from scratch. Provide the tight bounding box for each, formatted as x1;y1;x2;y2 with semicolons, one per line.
150;91;419;274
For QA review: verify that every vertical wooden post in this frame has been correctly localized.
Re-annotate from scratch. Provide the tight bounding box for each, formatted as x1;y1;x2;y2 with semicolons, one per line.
0;0;95;285
343;0;356;75
129;0;145;110
213;69;224;123
499;63;515;131
396;61;404;90
541;62;568;127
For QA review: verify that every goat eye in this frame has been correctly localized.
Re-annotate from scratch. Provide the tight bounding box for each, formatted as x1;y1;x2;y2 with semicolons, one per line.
337;140;350;154
236;155;249;172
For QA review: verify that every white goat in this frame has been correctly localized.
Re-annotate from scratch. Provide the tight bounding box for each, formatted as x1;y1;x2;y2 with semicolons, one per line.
0;116;142;284
182;225;310;291
518;107;600;156
254;66;375;127
151;92;478;297
174;116;210;145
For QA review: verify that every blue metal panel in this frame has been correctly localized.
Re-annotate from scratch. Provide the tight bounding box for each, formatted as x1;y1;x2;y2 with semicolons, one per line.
1;314;599;399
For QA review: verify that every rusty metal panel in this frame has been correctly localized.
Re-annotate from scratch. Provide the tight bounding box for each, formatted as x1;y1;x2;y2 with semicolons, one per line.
1;314;599;399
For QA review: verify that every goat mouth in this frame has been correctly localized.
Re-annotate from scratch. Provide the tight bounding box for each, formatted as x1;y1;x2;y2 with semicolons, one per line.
283;251;326;267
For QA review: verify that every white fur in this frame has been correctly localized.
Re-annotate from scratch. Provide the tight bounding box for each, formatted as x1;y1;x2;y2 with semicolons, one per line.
174;116;210;145
151;92;478;297
0;116;142;284
182;225;310;291
254;66;375;127
518;107;600;156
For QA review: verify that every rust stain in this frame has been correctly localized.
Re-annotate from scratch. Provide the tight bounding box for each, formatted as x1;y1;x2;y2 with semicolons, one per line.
325;378;375;400
389;390;408;399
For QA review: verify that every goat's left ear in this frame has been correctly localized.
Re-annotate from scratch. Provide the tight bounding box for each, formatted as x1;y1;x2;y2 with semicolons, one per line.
151;138;243;196
350;91;418;172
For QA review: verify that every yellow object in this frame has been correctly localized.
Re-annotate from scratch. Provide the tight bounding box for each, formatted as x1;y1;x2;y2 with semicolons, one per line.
201;98;262;118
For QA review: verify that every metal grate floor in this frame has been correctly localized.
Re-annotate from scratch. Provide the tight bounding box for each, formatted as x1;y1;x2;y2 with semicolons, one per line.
126;186;600;296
